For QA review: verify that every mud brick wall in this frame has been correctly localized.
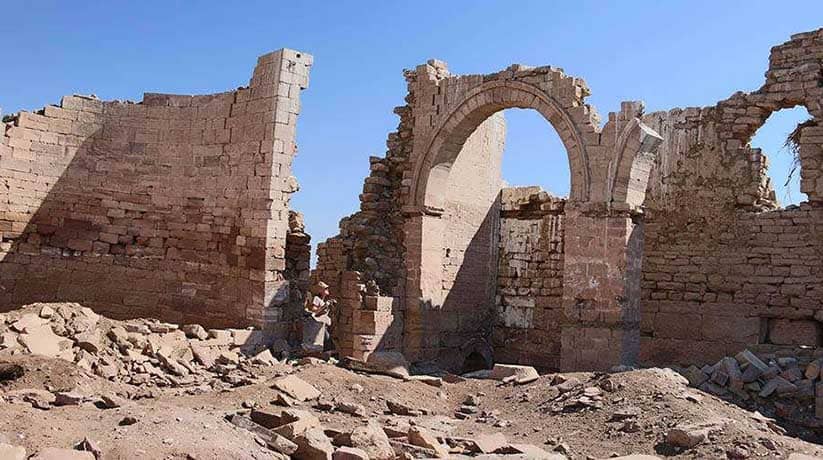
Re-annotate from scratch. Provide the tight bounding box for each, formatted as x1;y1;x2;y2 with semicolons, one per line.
639;29;823;367
0;49;313;331
493;187;565;370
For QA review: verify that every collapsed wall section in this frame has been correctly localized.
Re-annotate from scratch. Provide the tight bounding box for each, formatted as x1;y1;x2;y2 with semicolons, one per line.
640;29;823;366
0;49;313;332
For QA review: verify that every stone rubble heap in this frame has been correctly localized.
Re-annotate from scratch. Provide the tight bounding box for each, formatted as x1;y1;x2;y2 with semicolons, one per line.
226;374;570;459
0;303;287;389
680;349;823;428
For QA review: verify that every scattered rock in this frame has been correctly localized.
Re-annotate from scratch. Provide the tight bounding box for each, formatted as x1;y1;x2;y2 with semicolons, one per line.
293;427;334;460
332;446;369;460
181;324;208;340
349;421;395;460
53;391;86;406
474;432;508;454
272;375;321;402
408;426;449;458
666;425;707;449
119;416;138;426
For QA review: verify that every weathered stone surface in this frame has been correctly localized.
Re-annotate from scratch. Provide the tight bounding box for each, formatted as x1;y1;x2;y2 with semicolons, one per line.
0;443;26;460
293;427;334;460
408;426;448;458
332;447;369;460
30;448;95;460
272;375;321;402
349;421;394;460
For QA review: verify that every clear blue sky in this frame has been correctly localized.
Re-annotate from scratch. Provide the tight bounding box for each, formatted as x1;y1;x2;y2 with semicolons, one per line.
2;1;820;258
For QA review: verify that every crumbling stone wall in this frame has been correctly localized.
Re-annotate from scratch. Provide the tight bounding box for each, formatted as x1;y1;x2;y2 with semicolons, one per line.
320;57;663;371
639;29;823;366
0;49;313;332
494;186;565;369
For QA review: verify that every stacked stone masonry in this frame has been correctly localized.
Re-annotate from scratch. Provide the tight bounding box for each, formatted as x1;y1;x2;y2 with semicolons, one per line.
639;29;823;367
0;49;313;336
494;187;565;369
319;57;664;371
319;28;822;373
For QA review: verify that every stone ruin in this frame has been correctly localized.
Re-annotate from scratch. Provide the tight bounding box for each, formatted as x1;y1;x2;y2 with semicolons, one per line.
2;29;823;376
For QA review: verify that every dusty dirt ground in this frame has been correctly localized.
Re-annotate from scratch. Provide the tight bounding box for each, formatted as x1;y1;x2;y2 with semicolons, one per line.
3;353;823;459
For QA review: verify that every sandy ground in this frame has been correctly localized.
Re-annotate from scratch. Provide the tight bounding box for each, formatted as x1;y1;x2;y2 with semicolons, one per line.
3;354;823;459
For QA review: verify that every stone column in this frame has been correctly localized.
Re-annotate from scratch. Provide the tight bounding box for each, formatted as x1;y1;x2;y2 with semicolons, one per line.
559;204;643;371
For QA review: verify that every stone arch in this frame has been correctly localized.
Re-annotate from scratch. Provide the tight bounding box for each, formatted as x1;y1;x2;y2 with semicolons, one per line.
610;118;663;209
409;80;595;211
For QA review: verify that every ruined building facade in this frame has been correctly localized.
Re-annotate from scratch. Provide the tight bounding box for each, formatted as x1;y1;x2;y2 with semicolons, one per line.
2;30;823;373
0;49;314;339
318;29;823;372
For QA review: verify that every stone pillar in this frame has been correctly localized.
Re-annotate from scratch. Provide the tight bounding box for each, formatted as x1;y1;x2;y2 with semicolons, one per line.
559;204;643;371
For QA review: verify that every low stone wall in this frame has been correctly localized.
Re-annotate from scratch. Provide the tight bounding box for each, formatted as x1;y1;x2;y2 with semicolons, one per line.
493;186;565;370
0;49;313;332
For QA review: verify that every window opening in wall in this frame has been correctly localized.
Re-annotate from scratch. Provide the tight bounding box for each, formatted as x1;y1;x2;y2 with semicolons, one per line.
750;106;813;207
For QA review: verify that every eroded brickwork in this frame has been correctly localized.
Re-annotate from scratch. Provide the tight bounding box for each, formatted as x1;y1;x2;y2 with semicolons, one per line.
640;29;823;366
494;187;565;369
320;57;662;371
0;49;313;332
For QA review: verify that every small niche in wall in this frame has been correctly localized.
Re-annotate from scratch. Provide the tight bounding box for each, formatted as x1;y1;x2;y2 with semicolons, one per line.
760;317;821;347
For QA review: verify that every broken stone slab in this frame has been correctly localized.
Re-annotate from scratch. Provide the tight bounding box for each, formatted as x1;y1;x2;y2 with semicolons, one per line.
10;314;47;333
489;364;539;384
332;447;369;460
29;448;95;460
404;375;443;387
682;365;708;386
251;349;277;366
334;401;366;417
408;426;449;458
293;427;334;460
666;426;707;449
274;409;322;439
0;443;26;460
227;414;298;455
181;324;208;340
806;359;823;380
474;432;508;454
386;399;422;416
18;325;72;359
349;421;395;460
191;343;218;368
760;376;797;397
99;393;127;409
340;352;411;379
271;375;321;402
53;391;87;406
736;350;770;374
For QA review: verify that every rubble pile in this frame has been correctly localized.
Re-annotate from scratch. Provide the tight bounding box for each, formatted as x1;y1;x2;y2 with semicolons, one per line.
680;349;823;428
0;303;286;389
226;374;570;459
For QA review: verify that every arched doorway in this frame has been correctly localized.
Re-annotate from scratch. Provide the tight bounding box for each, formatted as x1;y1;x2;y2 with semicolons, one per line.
399;63;658;371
